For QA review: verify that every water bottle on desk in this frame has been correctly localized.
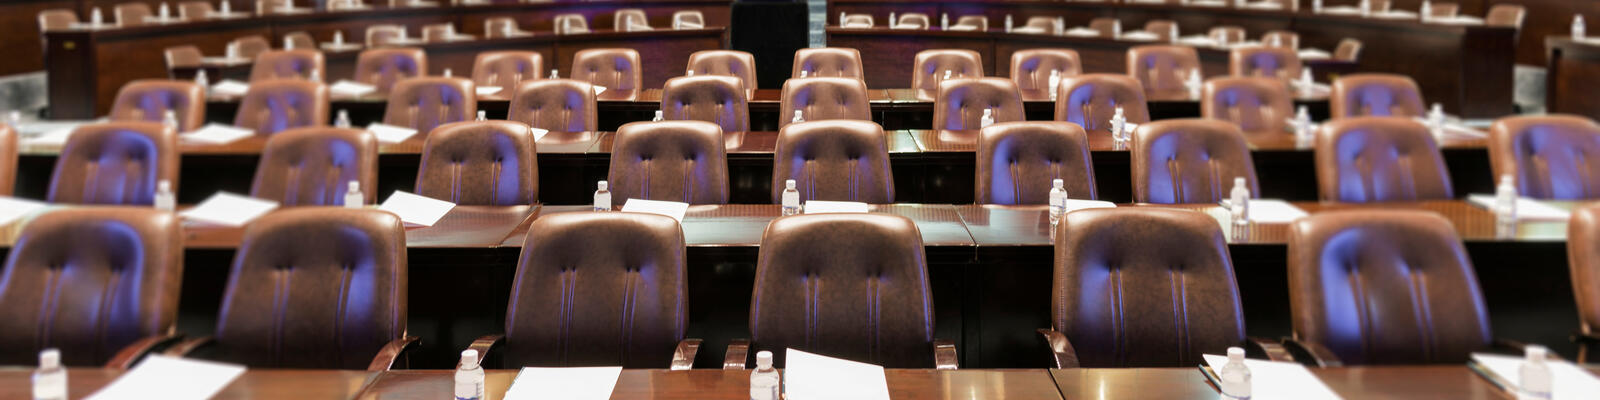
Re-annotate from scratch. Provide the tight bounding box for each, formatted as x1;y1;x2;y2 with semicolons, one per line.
1575;15;1587;41
1427;103;1447;139
1110;106;1127;143
91;7;104;26
454;350;484;400
476;110;486;121
159;2;171;21
335;110;351;128
1313;0;1323;14
1185;69;1202;100
979;108;994;129
1229;177;1250;227
1420;0;1432;22
333;31;345;47
750;351;780;400
155;180;176;212
888;12;897;29
33;349;65;400
781;179;801;216
791;110;804;124
652;110;664;122
593;181;611;212
162;110;178;131
1048;70;1060;101
1048;179;1067;226
549;69;558;79
1005;15;1013;33
1494;175;1518;239
940;13;948;30
344;181;364;208
1219;347;1252;400
194;70;209;92
1519;345;1552;400
1293;106;1314;146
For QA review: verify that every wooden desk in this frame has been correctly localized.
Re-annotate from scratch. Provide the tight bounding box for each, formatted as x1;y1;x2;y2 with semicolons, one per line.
357;368;1065;399
1545;36;1600;119
0;367;376;400
1049;366;1517;399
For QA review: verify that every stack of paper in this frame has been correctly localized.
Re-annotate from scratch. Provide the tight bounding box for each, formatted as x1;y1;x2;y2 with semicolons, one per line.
1221;199;1310;223
1466;195;1572;221
502;367;622;400
1063;27;1101;37
593;86;608;96
367;123;420;143
1119;31;1159;41
1061;199;1116;212
182;124;255;144
1470;353;1600;400
379;191;456;226
475;86;503;96
25;127;75;145
179;192;279;226
621;198;690;222
330;80;377;98
87;355;246;400
0;197;49;227
529;127;550;141
784;349;891;400
211;80;250;97
1201;354;1343;400
1298;49;1333;59
803;201;870;214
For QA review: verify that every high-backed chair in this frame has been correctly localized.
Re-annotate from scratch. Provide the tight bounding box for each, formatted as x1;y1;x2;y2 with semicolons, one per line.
614;8;651;31
792;47;864;79
772;120;894;203
1488;115;1600;200
0;208;183;368
282;32;315;51
779;77;871;128
895;13;931;29
1330;74;1425;119
725;213;953;369
672;10;705;29
472;51;542;89
508;79;598;133
365;25;407;47
975;121;1096;204
1315;117;1452;202
1202;76;1294;138
164;45;203;71
1131;119;1259;204
1209;26;1247;44
415;121;538;205
166;208;416;370
1568;205;1600;362
1334;39;1363;62
38;9;79;31
0;125;13;196
1428;2;1459;18
484;17;531;38
250;127;377;206
1009;49;1081;94
1143;20;1178;42
1018;16;1059;35
229;36;271;60
382;77;475;134
571;48;641;100
950;15;986;31
469;212;697;368
49;122;179;205
249;49;324;82
354;48;427;95
840;13;874;28
1089;17;1120;38
661;75;749;133
1372;0;1393;12
1055;74;1151;137
932;77;1024;131
114;2;152;26
178;1;213;19
234;79;329;135
422;23;473;42
1486;4;1526;29
607;121;729;204
687;50;758;98
1261;30;1299;49
553;13;590;34
1127;45;1201;100
911;49;984;101
109;79;206;132
1230;46;1301;81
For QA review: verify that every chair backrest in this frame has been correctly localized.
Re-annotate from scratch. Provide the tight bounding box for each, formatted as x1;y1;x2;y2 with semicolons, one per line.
0;125;13;196
1289;210;1490;365
1334;38;1363;62
1330;73;1425;119
687;50;758;98
365;25;406;47
1315;116;1453;202
1143;20;1178;42
952;15;986;31
606;120;729;204
932;77;1024;131
1009;49;1081;92
1372;0;1393;11
1568;205;1600;338
250;49;324;82
779;77;871;128
911;49;984;99
1054;74;1151;137
508;79;598;133
0;208;182;366
1208;26;1246;44
614;8;650;31
896;13;931;29
109;79;206;132
792;47;864;79
212;208;407;369
1262;30;1299;49
1201;76;1294;137
234;79;329;135
382;77;476;134
1089;17;1120;37
1022;16;1057;34
672;10;705;29
1131;119;1259;204
472;51;542;88
37;9;79;31
484;17;525;38
1230;46;1301;81
250;127;377;206
1429;2;1459;18
1488;114;1600;200
421;23;458;42
283;32;315;51
553;13;590;34
114;2;152;26
660;75;749;133
840;14;873;28
1053;208;1244;367
354;48;427;95
177;1;213;19
1486;4;1526;29
975;121;1096;204
164;45;203;69
49;122;179;205
771;120;893;203
505;212;688;367
1127;45;1201;100
229;35;271;60
415;120;538;205
750;213;934;368
571;48;641;92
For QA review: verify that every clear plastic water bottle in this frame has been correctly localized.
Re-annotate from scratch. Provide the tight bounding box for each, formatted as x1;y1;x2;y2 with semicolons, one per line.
781;179;801;216
1186;69;1202;100
7;110;22;128
333;31;345;46
943;70;953;81
799;70;808;78
443;68;452;78
1219;347;1252;400
1519;345;1552;400
750;351;780;400
1110;106;1127;142
1313;0;1323;14
162;110;179;131
309;69;321;82
1576;15;1588;41
549;69;558;79
1005;15;1013;32
1428;103;1447;139
476;110;486;121
219;0;230;15
335;110;351;128
1298;69;1314;93
888;12;896;28
1048;70;1061;101
344;181;364;208
979;108;995;129
194;69;209;90
791;110;804;124
593;181;611;212
940;13;948;30
652;110;664;122
1495;174;1518;238
154;180;175;211
1360;0;1372;17
454;349;485;400
159;2;171;20
1230;177;1250;227
91;7;104;26
1420;0;1432;22
1048;179;1067;225
1294;106;1314;144
33;348;65;400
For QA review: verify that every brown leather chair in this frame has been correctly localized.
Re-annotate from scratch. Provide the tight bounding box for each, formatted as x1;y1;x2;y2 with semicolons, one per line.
508;79;598;133
950;15;986;31
1202;76;1294;138
365;25;407;47
234;79;329;135
38;9;78;31
687;50;758;98
1019;16;1059;35
1128;45;1201;101
230;35;271;60
911;49;984;101
932;77;1024;131
614;8;651;31
177;1;213;19
472;51;541;90
49;122;179;205
1262;30;1299;49
1334;38;1363;62
839;14;874;28
1330;74;1425;119
354;48;427;95
250;127;377;206
1230;46;1301;81
249;49;324;82
607;121;730;204
283;32;315;51
109;79;206;132
1428;2;1459;18
0;208;183;368
422;23;472;42
779;77;871;128
1131;119;1259;204
896;13;931;29
1486;5;1526;29
571;48;641;99
1568;205;1600;362
1089;17;1120;38
1009;49;1081;93
672;10;705;29
166;208;417;370
114;2;152;26
0;125;13;196
792;47;864;79
164;45;203;71
771;120;894;203
1039;208;1283;368
1315;117;1453;202
1055;74;1151;138
1488;115;1600;200
470;212;698;368
725;213;954;369
1208;26;1246;45
382;77;476;134
1372;0;1393;12
661;75;749;133
415;121;539;205
1143;20;1178;42
975;121;1096;204
554;13;590;34
484;17;532;38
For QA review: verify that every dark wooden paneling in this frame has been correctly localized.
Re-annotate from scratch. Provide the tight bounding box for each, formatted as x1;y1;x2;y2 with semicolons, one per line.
1546;36;1600;119
0;0;78;76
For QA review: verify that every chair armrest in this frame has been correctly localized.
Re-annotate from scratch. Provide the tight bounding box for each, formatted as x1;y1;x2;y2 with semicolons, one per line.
723;339;750;370
1281;337;1343;367
367;336;421;372
163;336;215;357
1037;328;1080;369
1243;336;1295;362
467;334;505;368
671;338;702;370
105;333;184;369
933;339;958;370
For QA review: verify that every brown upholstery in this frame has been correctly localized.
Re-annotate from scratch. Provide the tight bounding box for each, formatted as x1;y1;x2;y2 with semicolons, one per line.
230;36;271;60
508;79;598;133
1230;46;1301;81
911;49;984;101
1331;74;1425;119
234;79;329;135
779;77;871;128
109;79;206;132
571;48;641;93
975;121;1096;204
49;122;179;205
1372;0;1393;12
177;1;213;19
250;127;378;206
382;77;476;134
554;13;590;34
896;13;931;29
614;8;651;31
1131;119;1260;204
499;212;688;367
250;49;324;82
1089;17;1120;38
1262;30;1299;49
1128;45;1201;100
771;120;894;203
1054;74;1151;137
365;25;407;47
1289;210;1491;365
1051;208;1245;367
164;45;203;70
1020;16;1058;35
1315;116;1453;202
607;121;730;204
422;23;471;42
748;213;934;368
0;125;13;196
1568;205;1600;357
38;9;78;31
283;32;315;51
1143;20;1177;42
1009;49;1081;92
0;208;182;366
354;48;427;95
1201;76;1294;138
1428;2;1458;18
840;14;874;28
472;51;542;89
660;75;749;133
484;17;531;38
672;11;705;29
932;77;1024;131
792;47;864;79
951;15;986;31
1208;26;1246;45
415;121;539;205
687;50;758;98
114;3;152;26
1486;5;1526;29
1488;114;1600;200
1334;38;1363;62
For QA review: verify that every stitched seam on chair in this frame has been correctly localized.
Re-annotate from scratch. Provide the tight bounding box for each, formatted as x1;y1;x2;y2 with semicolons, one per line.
37;266;61;351
1577;150;1593;199
559;267;576;364
1407;265;1437;362
849;159;860;201
324;164;342;206
1349;261;1373;363
682;158;694;203
1008;161;1022;203
1207;159;1222;204
1166;158;1182;204
449;162;463;203
84;162;101;203
335;265;353;367
1399;156;1417;200
1531;153;1550;199
620;266;638;366
95;268;123;362
804;272;819;349
868;274;880;363
1111;266;1125;366
1355;154;1373;202
285;165;302;206
640;158;652;200
271;268;293;366
488;161;503;205
1171;267;1191;366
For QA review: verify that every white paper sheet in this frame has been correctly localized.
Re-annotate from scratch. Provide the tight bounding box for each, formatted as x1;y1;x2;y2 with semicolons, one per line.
182;124;255;144
502;366;622;400
87;355;246;400
1471;353;1600;400
330;80;377;97
593;85;607;96
1119;31;1159;41
1061;199;1116;212
620;198;690;222
475;86;503;96
210;80;250;97
367;123;420;143
529;127;550;141
1220;199;1309;223
378;191;456;226
24;126;75;145
1466;194;1572;221
1298;49;1332;60
0;197;48;227
179;192;279;227
1063;27;1101;37
1202;354;1343;400
803;200;870;214
784;349;891;400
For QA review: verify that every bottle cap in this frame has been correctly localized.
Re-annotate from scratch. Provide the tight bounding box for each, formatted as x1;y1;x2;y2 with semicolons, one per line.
349;180;360;191
785;179;796;189
1052;178;1064;188
982;108;993;116
756;350;773;368
1526;345;1547;360
597;180;608;191
477;110;487;121
1500;175;1514;186
460;349;479;368
1227;346;1245;359
40;348;60;368
1234;177;1247;187
158;179;172;191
